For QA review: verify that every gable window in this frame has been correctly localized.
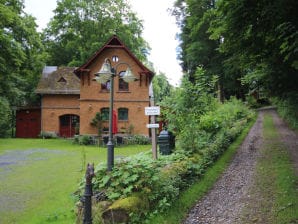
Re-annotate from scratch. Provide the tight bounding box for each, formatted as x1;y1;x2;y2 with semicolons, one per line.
57;77;67;83
118;71;129;91
118;108;128;121
100;108;109;121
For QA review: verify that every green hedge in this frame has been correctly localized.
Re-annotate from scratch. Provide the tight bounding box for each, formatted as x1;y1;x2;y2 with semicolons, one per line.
75;100;254;223
272;94;298;130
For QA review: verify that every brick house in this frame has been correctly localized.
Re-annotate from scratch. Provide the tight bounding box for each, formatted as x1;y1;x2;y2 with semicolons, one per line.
35;35;154;138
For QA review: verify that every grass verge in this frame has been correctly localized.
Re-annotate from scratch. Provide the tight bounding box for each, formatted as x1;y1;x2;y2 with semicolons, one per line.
147;116;257;224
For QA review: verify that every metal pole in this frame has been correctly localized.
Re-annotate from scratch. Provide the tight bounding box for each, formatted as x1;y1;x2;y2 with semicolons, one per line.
107;73;114;171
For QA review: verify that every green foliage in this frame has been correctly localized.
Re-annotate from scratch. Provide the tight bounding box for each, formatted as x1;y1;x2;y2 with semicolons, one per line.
152;72;173;104
172;0;243;99
43;0;149;67
159;67;254;154
90;112;102;136
78;135;92;145
174;0;298;100
272;93;298;130
0;0;45;108
124;135;151;145
160;67;218;135
0;97;11;137
76;99;254;223
209;0;298;97
147;117;256;224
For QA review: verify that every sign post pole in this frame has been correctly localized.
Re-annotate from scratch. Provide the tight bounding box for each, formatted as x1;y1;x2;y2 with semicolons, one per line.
149;97;157;160
145;102;160;160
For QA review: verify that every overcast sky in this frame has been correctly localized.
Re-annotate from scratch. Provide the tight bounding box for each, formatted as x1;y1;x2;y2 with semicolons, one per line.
24;0;183;86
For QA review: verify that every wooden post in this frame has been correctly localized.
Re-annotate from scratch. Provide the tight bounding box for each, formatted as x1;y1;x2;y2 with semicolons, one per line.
150;97;157;160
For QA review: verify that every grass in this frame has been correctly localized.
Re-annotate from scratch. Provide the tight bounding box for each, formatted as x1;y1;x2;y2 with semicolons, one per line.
0;138;149;224
146;116;257;224
241;114;298;223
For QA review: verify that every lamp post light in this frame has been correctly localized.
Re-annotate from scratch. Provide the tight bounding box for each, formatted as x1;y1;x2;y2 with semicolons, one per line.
94;58;137;171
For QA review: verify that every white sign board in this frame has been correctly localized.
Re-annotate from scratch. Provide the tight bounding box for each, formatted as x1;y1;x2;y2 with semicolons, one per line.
146;123;160;128
145;106;160;116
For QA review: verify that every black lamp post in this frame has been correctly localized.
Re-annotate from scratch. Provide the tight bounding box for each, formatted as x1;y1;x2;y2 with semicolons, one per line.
94;58;137;171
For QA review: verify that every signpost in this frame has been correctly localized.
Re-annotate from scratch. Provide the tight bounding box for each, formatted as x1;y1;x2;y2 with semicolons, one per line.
145;105;160;160
145;106;160;116
146;123;159;128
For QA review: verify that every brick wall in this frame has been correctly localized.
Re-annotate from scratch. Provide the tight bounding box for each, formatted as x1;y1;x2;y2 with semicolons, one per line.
41;94;80;134
79;48;150;136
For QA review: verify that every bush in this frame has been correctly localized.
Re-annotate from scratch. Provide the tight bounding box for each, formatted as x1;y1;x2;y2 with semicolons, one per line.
74;98;255;223
78;135;92;145
272;94;298;130
0;97;11;137
123;135;151;145
177;98;254;153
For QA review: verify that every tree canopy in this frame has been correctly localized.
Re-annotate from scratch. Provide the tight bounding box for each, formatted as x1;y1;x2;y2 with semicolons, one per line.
173;0;298;99
42;0;150;67
0;0;44;107
152;72;173;104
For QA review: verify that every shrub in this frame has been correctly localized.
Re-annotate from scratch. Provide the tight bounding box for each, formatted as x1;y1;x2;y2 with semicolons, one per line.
75;99;254;223
131;135;151;145
123;135;151;145
0;97;11;137
176;98;254;153
78;135;91;145
272;93;298;130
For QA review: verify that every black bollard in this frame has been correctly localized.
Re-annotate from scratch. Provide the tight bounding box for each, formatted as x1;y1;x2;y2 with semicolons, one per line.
83;163;95;224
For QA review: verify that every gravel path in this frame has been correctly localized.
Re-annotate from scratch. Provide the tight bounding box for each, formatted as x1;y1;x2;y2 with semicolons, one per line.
183;111;265;224
183;108;298;224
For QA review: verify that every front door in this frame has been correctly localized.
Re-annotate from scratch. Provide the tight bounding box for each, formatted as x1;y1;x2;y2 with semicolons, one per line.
59;114;79;137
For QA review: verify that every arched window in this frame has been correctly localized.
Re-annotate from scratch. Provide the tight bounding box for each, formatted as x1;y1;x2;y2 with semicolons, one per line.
100;108;109;121
118;71;129;91
118;108;128;121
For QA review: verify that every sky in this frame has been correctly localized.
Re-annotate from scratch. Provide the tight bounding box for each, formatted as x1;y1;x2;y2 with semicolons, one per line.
24;0;183;86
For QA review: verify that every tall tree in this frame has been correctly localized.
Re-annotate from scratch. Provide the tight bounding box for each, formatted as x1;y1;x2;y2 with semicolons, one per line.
209;0;298;97
0;0;44;136
152;72;173;104
0;0;44;106
43;0;149;67
172;0;245;100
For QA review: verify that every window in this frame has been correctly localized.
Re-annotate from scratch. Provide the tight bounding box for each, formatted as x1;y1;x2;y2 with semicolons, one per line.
101;108;109;121
57;77;67;83
118;108;128;121
118;71;129;91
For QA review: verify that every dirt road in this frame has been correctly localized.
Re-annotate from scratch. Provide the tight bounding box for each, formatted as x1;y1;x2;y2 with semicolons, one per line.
183;108;298;224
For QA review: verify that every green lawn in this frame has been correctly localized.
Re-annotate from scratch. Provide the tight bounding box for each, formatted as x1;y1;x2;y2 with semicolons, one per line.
0;138;149;224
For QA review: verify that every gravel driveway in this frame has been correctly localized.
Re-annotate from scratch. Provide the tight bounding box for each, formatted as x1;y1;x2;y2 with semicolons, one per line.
183;108;298;224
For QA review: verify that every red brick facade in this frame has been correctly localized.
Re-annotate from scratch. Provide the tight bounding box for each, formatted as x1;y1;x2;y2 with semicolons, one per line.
35;35;154;137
